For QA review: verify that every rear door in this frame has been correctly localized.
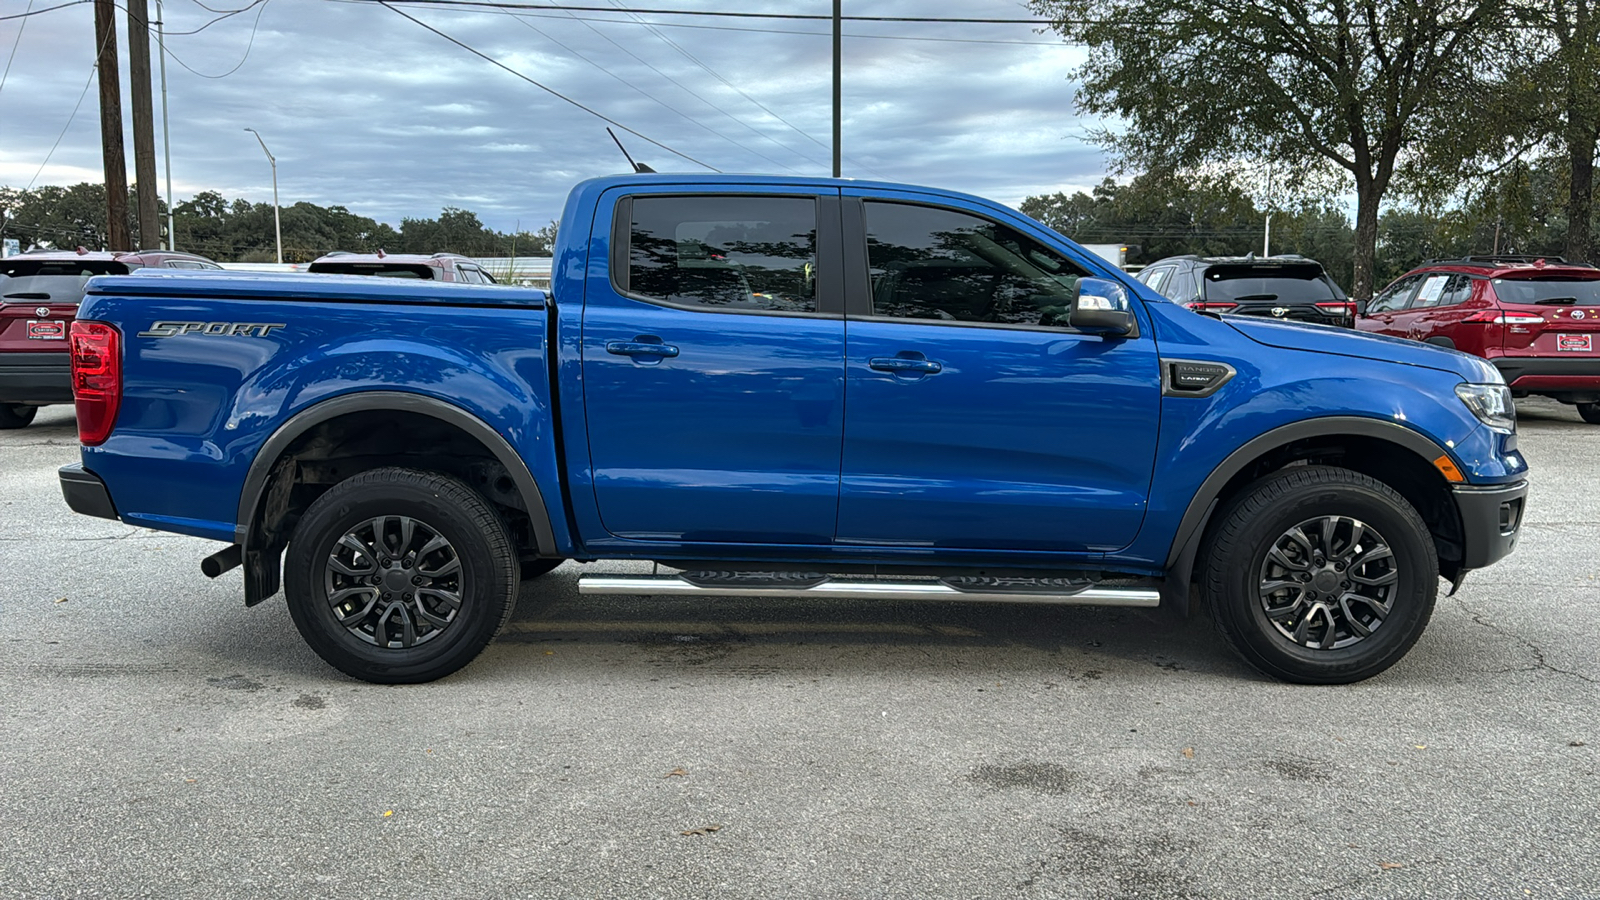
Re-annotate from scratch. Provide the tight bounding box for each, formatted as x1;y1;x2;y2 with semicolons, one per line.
1358;274;1423;337
580;186;847;545
1492;273;1600;358
0;258;126;352
834;192;1160;553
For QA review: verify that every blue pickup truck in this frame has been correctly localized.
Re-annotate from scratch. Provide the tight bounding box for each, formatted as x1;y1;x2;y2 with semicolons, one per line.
58;174;1528;685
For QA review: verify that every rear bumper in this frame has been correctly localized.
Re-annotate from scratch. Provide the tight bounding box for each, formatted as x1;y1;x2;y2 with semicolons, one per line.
1491;356;1600;392
1453;480;1527;570
0;352;72;403
59;463;119;520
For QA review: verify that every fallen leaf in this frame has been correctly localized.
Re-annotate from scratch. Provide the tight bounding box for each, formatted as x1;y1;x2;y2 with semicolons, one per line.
680;824;721;836
1570;740;1587;747
53;597;68;604
1413;745;1427;750
1380;862;1403;870
1185;801;1197;807
663;768;689;778
1181;747;1195;759
184;778;197;784
382;810;394;818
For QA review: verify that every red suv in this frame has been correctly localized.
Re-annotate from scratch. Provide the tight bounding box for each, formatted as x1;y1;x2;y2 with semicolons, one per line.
1356;256;1600;423
0;247;223;428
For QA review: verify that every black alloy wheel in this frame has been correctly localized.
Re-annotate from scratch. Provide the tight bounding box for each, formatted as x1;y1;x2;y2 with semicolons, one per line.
285;467;518;683
1201;465;1438;684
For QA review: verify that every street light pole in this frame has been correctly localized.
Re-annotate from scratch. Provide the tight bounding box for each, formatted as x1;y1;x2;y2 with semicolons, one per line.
244;127;281;264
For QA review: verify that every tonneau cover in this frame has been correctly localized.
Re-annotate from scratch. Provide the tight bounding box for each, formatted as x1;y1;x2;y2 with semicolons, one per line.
84;269;547;308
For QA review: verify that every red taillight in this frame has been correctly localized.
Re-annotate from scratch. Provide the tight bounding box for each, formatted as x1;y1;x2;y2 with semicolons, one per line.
1186;301;1238;313
1315;301;1357;317
70;321;121;446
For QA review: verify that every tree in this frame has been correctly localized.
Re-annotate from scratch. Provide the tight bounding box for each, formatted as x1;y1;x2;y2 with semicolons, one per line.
1507;0;1600;262
1030;0;1505;298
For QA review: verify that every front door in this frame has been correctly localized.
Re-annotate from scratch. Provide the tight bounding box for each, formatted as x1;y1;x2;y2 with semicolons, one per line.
835;196;1162;553
581;188;846;544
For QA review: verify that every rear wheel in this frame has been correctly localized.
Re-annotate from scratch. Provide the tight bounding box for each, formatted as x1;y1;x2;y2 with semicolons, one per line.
284;467;518;684
0;404;38;429
1578;402;1600;425
1201;466;1438;684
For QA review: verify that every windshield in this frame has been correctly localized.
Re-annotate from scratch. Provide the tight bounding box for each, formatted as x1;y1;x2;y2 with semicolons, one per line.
1201;265;1341;302
0;260;129;302
308;263;435;279
1494;277;1600;305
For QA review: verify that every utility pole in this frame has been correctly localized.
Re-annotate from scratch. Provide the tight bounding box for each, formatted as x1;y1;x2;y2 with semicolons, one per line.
832;0;841;178
127;0;160;250
156;0;175;250
94;0;131;251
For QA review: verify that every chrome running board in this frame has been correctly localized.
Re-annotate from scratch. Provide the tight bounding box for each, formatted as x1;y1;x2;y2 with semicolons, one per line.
577;575;1160;607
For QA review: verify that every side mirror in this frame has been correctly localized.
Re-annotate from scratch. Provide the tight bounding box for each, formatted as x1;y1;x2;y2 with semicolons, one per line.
1354;299;1369;316
1070;277;1135;337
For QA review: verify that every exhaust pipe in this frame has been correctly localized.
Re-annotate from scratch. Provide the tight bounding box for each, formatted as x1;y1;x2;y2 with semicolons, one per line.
201;544;243;578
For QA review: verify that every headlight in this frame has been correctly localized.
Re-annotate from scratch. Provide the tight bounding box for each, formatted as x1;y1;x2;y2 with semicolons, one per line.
1456;383;1515;432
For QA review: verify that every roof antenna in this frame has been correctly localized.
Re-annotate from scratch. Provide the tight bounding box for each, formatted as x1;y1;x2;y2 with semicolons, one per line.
607;127;655;173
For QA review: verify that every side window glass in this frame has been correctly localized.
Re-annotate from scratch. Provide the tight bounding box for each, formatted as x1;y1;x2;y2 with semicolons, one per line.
863;201;1091;327
1437;274;1472;308
458;266;483;284
1166;268;1196;301
1370;275;1416;313
1412;274;1450;309
625;195;817;313
1142;266;1172;291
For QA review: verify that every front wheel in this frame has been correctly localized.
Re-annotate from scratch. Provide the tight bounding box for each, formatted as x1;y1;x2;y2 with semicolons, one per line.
0;404;38;429
1200;466;1438;684
284;467;518;684
1578;402;1600;425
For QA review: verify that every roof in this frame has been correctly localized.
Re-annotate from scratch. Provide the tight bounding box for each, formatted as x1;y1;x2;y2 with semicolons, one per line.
1413;256;1600;277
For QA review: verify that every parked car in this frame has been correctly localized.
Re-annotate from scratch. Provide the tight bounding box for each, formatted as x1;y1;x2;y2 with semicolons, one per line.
58;174;1526;686
306;251;499;283
1136;254;1355;327
0;247;222;428
1356;256;1600;424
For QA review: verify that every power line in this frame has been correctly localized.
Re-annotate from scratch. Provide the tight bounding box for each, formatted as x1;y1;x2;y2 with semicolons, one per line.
158;0;269;77
380;0;720;171
499;7;805;173
0;0;35;103
345;0;1058;24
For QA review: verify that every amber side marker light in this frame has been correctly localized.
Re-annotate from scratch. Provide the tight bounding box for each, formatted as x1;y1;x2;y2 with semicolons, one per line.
1433;455;1466;483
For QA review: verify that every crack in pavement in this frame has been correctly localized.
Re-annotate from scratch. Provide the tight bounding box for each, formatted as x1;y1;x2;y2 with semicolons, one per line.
1454;597;1598;684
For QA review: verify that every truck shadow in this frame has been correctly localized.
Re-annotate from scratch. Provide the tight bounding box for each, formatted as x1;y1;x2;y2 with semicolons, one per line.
499;577;1252;681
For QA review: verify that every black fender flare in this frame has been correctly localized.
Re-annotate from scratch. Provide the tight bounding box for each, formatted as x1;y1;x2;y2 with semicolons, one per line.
236;390;557;555
1158;416;1454;611
1424;336;1457;350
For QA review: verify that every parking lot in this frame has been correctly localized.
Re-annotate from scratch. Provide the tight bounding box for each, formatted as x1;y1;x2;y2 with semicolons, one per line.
2;400;1597;899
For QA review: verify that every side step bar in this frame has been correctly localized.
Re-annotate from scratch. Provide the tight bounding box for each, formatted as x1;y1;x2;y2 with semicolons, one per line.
577;575;1160;607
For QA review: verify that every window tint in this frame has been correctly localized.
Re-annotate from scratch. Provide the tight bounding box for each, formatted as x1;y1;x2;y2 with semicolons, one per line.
1201;265;1339;302
1493;277;1600;305
1420;274;1473;308
1141;266;1172;291
626;196;817;313
863;202;1090;327
0;259;129;302
1368;275;1420;313
308;263;435;279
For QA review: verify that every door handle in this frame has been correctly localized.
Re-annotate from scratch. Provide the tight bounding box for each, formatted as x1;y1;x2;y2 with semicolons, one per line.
869;356;942;374
606;338;680;358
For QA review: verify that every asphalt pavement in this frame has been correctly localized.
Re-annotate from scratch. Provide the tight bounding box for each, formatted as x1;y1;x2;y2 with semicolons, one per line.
2;400;1597;899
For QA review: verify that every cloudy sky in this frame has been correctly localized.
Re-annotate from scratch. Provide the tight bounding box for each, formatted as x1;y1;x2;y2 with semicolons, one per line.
0;0;1108;233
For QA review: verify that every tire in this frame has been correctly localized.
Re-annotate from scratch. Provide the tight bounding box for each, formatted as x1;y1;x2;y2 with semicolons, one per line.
518;557;565;580
1200;465;1438;684
284;467;519;684
0;404;38;429
1578;402;1600;425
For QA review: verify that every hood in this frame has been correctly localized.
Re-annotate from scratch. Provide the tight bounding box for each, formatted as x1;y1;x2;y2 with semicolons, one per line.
1225;316;1502;383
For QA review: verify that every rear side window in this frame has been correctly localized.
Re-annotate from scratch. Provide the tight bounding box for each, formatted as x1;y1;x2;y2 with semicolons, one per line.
623;195;818;313
1493;277;1600;306
308;263;435;279
1201;265;1339;302
862;201;1090;327
0;259;129;302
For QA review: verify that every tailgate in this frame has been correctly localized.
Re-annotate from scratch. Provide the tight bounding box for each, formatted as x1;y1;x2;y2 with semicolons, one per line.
1493;275;1600;356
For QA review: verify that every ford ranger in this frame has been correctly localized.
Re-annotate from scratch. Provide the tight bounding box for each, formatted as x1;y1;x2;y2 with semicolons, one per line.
57;174;1528;684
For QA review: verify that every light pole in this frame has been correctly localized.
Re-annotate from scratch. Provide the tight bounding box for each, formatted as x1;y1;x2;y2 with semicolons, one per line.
243;127;281;264
156;0;175;250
